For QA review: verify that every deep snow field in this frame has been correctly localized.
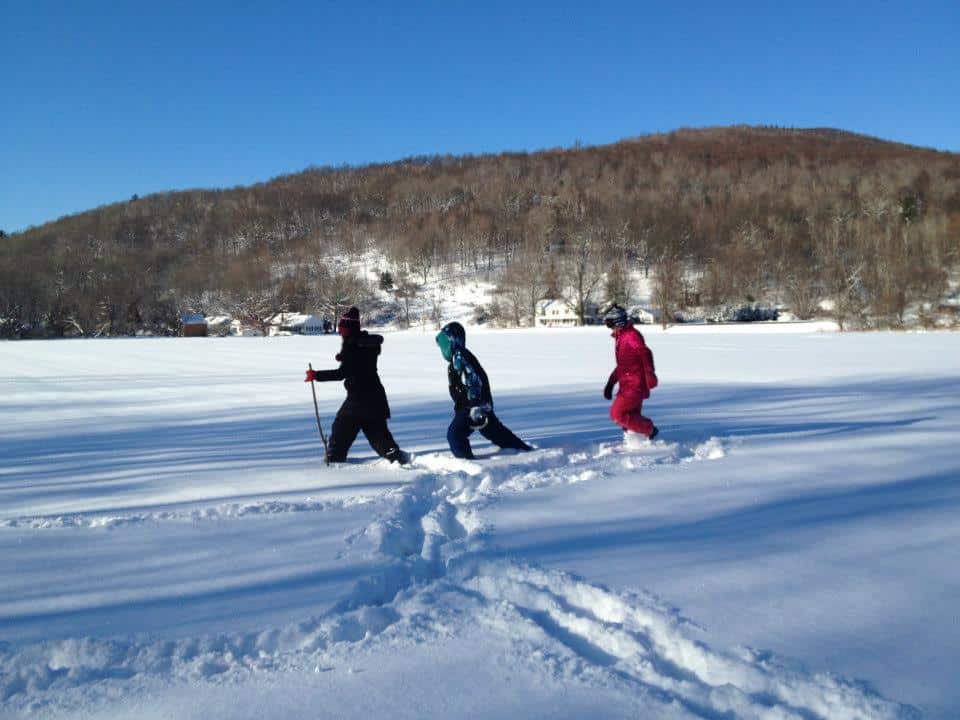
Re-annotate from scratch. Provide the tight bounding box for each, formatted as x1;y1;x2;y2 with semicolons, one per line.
2;326;959;719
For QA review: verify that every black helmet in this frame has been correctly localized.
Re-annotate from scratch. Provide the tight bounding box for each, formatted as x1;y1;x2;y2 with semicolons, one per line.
604;305;628;329
441;321;466;343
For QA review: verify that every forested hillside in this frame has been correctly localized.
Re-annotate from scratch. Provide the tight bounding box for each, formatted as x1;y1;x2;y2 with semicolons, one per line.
3;126;959;337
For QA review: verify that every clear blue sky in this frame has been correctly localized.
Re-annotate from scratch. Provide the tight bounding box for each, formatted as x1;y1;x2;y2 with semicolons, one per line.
2;0;958;233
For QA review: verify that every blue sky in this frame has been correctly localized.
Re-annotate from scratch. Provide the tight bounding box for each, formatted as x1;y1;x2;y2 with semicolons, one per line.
2;0;958;233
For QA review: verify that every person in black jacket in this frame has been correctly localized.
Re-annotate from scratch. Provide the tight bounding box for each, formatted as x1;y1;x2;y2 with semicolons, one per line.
435;321;532;459
305;307;408;464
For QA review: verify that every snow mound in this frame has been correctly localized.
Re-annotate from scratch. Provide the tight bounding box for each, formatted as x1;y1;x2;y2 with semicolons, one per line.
685;437;727;462
594;435;726;470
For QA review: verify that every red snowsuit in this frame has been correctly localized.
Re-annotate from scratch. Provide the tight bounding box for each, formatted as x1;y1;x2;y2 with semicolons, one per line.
606;323;658;436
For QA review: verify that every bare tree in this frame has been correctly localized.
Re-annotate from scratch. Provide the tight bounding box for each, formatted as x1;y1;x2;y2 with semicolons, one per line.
784;267;820;320
561;227;605;325
393;272;419;328
495;268;526;327
427;283;447;329
228;288;282;335
653;247;684;329
315;268;372;321
411;236;437;284
604;260;633;307
817;213;865;331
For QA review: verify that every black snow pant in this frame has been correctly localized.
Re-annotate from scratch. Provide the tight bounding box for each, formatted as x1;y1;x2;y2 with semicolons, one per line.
447;408;531;460
326;407;401;463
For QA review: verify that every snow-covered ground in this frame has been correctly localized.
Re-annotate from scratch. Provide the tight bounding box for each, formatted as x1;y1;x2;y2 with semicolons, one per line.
2;327;958;719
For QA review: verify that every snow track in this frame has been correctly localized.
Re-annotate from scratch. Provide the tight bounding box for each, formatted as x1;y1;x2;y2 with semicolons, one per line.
0;496;378;530
1;438;915;718
0;438;716;531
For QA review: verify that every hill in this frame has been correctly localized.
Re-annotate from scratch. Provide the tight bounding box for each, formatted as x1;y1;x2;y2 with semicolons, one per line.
3;126;959;337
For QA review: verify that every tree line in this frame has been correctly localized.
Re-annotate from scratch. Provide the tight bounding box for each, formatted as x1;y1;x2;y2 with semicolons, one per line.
2;126;959;338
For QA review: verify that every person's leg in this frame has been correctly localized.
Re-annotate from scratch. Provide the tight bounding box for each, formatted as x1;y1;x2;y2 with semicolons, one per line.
479;412;532;451
610;395;655;437
447;410;475;459
326;409;361;462
360;418;407;463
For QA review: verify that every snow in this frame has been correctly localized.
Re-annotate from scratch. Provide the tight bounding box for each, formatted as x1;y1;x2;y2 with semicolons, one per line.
2;327;958;718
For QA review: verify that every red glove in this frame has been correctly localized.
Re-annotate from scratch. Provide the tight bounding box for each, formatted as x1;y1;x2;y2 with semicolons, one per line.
304;369;318;383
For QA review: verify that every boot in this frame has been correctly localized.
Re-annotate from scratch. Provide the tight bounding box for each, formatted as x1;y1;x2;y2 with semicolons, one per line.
384;447;411;465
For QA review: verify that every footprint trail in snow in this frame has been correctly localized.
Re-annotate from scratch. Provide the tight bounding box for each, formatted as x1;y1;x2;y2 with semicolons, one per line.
0;438;915;719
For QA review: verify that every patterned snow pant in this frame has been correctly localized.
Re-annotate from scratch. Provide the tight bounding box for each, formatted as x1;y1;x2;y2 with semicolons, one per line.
447;409;531;460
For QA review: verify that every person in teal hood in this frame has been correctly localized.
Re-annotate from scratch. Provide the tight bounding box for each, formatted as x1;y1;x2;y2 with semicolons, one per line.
435;322;532;459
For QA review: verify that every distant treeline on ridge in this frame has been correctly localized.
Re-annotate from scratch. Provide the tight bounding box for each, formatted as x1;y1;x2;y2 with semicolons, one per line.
2;125;959;337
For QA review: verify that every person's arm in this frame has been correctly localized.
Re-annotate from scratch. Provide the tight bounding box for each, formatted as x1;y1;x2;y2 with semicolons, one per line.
453;351;486;406
446;363;462;403
311;366;344;382
641;342;658;389
627;333;658;389
306;344;356;382
604;368;618;399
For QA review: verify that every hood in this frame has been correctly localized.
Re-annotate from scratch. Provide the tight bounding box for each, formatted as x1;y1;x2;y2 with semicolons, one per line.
436;330;454;361
436;321;466;361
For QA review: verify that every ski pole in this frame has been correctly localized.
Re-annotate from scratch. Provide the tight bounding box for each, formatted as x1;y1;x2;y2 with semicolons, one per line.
308;363;330;465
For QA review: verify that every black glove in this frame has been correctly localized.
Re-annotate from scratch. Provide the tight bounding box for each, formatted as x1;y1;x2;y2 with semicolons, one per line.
603;382;614;400
468;405;490;429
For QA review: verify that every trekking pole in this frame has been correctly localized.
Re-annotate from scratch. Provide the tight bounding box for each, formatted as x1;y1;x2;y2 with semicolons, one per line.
307;363;330;465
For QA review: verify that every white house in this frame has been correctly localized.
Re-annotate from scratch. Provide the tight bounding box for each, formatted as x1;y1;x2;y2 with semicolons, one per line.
230;319;262;336
205;315;233;336
628;306;660;325
267;312;326;336
535;300;601;327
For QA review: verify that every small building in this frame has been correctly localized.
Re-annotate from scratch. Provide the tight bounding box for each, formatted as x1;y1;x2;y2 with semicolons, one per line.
535;299;601;327
180;313;207;337
628;306;660;325
230;319;263;336
938;301;960;319
205;315;233;337
267;312;326;336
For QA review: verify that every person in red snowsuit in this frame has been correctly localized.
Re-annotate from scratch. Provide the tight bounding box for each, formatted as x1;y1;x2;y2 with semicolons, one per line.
603;305;659;439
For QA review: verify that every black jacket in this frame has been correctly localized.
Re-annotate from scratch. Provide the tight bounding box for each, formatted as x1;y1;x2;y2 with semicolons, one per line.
314;332;391;419
447;346;493;411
